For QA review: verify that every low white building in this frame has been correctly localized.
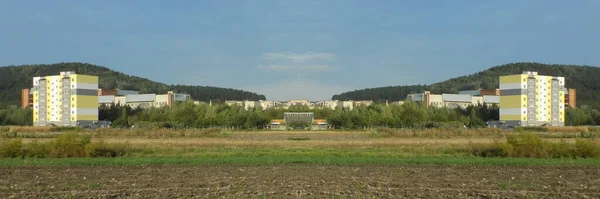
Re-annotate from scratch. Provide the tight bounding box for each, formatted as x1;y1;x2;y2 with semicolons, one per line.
99;91;190;109
407;91;499;109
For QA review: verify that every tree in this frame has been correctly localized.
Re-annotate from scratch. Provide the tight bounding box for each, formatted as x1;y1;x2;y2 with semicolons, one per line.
111;109;129;128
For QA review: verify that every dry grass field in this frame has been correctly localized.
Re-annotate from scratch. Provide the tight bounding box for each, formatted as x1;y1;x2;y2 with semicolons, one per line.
1;127;600;198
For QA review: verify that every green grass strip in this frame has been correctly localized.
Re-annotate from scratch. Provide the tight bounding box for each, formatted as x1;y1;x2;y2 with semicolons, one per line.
1;156;599;167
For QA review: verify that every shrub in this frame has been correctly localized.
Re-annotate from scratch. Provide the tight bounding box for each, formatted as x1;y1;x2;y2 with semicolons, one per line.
52;126;83;132
0;139;23;158
49;133;91;157
3;130;18;138
287;137;311;141
0;126;9;133
589;127;600;133
515;126;548;132
503;132;549;157
574;138;600;158
23;141;50;158
85;141;129;157
547;141;573;158
467;142;504;157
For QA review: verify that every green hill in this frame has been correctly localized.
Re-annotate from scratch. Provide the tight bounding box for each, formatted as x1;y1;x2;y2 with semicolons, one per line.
332;62;600;107
0;62;266;108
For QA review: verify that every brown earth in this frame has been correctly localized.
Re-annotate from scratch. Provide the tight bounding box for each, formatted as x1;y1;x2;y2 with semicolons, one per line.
1;165;599;198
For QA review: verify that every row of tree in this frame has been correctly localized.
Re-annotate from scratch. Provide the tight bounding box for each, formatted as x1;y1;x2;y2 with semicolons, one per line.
98;101;500;129
1;101;599;128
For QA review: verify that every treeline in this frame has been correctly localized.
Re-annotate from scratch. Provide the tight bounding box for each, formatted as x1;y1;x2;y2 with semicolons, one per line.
0;107;32;126
332;62;600;108
0;62;265;108
2;102;600;128
97;101;499;129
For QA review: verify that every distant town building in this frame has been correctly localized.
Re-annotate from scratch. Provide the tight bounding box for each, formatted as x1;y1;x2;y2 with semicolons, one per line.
499;71;565;127
31;71;99;127
407;91;499;109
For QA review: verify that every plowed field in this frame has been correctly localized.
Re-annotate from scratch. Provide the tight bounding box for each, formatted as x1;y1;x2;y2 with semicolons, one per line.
2;165;598;198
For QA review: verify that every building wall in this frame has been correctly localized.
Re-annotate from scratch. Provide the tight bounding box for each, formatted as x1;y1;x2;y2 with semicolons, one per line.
499;71;564;126
98;89;118;96
21;88;31;108
566;88;577;108
32;72;98;127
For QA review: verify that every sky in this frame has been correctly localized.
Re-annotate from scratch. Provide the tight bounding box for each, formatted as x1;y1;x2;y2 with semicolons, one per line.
1;0;599;100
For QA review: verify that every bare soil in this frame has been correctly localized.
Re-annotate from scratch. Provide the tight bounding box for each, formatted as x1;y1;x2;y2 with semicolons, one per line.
1;165;598;198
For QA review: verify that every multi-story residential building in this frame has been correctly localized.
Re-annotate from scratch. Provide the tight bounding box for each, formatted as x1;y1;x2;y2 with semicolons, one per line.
99;91;190;109
499;71;565;127
31;71;99;127
407;91;499;109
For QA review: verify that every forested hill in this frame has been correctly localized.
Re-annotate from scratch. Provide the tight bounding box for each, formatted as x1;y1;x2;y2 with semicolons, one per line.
0;62;266;108
332;62;600;107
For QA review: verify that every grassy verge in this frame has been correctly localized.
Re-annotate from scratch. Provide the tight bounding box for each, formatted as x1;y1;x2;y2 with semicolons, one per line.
1;156;599;167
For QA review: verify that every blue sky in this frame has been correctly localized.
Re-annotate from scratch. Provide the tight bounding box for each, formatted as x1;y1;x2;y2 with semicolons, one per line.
1;0;599;100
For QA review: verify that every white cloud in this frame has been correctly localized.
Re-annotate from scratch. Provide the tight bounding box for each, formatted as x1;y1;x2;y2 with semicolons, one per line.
257;64;335;72
263;52;335;62
243;78;354;101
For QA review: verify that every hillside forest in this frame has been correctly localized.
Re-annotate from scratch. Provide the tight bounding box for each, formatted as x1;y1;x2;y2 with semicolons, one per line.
0;62;266;108
332;62;600;109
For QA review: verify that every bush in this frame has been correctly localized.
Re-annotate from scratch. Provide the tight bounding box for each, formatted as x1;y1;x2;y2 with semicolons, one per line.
132;121;185;129
503;132;549;157
468;142;504;157
52;126;83;132
287;137;311;141
49;133;91;157
0;139;23;158
515;126;548;132
23;141;50;158
85;141;129;157
574;138;600;158
0;133;131;158
3;130;18;138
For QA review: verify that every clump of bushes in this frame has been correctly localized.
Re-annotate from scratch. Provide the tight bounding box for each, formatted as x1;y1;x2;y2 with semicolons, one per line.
515;126;548;132
0;126;10;133
132;121;185;129
371;127;503;138
0;133;130;158
468;132;600;158
287;137;311;141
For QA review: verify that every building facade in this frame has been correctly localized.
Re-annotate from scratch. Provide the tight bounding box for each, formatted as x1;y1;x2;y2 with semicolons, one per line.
99;91;190;109
32;71;99;127
283;112;314;124
407;91;499;109
499;71;565;127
